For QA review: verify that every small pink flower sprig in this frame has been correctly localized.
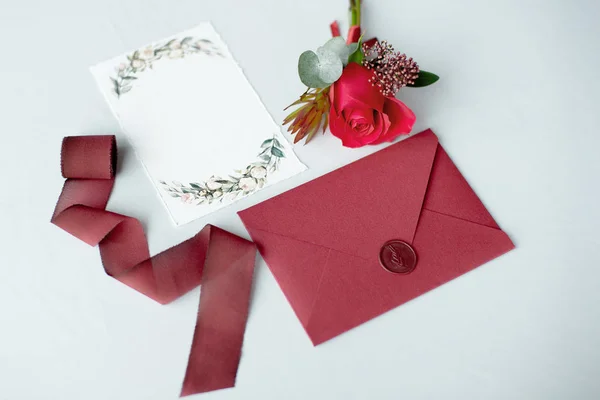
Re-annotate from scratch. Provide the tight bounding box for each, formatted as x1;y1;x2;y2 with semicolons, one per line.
110;36;223;97
363;40;421;97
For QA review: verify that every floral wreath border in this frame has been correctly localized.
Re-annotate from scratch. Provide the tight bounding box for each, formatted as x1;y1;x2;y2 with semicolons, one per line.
110;36;223;97
160;135;286;205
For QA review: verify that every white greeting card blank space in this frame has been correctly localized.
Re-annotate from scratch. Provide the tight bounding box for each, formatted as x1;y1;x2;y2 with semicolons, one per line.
117;53;273;179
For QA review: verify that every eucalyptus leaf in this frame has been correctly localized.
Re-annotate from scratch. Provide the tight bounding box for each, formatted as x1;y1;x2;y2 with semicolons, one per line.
298;37;362;88
320;37;348;61
409;71;440;87
320;37;358;66
347;42;359;56
314;48;343;83
298;50;334;88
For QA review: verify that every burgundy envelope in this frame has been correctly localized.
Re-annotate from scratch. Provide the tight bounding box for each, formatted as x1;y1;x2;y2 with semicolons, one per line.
238;129;514;345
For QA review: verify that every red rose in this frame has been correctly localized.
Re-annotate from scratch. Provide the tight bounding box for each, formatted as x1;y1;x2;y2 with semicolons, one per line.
329;63;416;148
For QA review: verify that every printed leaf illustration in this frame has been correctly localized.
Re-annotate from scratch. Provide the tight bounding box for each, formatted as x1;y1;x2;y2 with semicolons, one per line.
110;36;223;97
260;138;274;148
161;135;286;206
271;147;285;158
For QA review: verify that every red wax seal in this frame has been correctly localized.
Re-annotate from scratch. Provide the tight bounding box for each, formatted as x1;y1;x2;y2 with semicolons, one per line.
379;240;417;274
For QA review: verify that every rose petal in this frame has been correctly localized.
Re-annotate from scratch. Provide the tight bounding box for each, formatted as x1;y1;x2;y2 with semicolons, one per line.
330;63;385;114
370;97;416;144
330;107;375;148
345;108;375;126
344;109;371;135
330;106;391;148
372;110;391;141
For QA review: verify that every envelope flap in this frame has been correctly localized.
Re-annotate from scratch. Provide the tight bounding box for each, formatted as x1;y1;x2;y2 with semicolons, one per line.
238;130;439;260
243;227;330;326
423;146;499;229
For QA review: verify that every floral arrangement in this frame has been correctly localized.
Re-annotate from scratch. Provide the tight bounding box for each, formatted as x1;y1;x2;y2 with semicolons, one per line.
160;136;286;205
284;0;438;148
110;37;223;97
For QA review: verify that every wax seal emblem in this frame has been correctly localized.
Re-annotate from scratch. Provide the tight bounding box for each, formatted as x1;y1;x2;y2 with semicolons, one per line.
379;240;417;274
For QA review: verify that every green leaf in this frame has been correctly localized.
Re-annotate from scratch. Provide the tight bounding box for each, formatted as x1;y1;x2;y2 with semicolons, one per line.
260;138;274;148
121;76;137;80
320;37;357;66
133;50;140;59
409;71;440;87
347;49;364;65
273;138;283;148
120;86;132;94
347;44;364;64
189;182;204;190
181;36;193;45
271;147;285;158
298;50;334;88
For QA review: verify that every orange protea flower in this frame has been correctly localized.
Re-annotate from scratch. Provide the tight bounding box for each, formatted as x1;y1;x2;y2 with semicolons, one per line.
283;87;330;144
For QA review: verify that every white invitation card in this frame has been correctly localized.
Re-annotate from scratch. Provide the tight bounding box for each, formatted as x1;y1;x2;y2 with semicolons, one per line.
91;23;306;225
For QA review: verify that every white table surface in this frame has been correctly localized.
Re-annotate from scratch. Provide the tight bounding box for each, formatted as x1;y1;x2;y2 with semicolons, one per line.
2;0;599;399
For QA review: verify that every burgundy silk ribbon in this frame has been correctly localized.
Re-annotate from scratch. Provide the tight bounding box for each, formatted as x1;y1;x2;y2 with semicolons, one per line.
51;135;256;397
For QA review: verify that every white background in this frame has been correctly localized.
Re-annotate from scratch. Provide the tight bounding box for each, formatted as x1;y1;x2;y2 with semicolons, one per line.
1;0;599;399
